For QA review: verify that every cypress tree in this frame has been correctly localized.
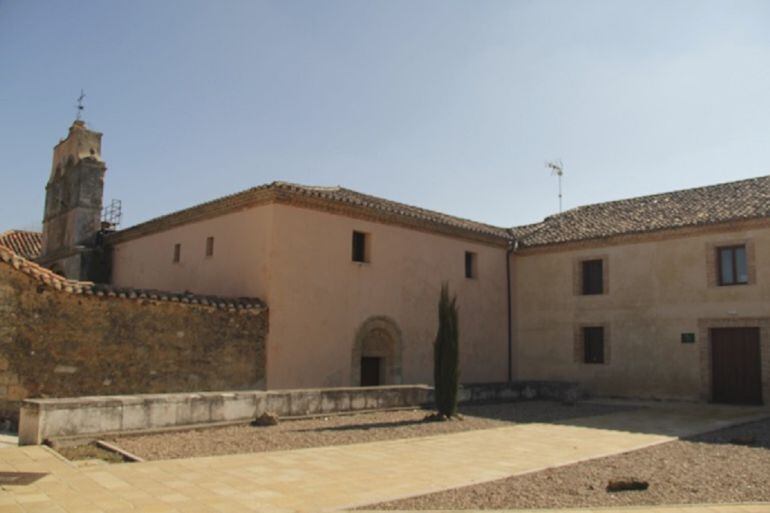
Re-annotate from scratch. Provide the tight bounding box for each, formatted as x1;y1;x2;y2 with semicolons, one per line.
433;283;459;418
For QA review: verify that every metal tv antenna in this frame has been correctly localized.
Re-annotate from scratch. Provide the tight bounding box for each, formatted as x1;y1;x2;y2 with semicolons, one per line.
75;89;86;121
546;160;564;213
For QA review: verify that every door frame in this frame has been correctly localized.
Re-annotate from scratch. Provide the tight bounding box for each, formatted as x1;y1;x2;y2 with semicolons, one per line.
710;327;762;404
698;318;768;405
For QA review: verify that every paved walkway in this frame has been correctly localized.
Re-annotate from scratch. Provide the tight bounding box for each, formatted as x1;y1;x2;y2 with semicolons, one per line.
0;403;766;512
397;505;770;512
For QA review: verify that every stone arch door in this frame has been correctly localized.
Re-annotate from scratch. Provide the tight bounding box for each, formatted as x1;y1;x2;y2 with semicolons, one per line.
351;316;403;386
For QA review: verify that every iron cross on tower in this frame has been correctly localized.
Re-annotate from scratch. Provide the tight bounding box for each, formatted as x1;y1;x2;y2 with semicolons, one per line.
76;89;86;121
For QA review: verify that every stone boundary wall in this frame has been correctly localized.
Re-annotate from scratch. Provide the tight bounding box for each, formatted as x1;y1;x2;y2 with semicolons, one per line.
0;247;268;425
19;381;578;445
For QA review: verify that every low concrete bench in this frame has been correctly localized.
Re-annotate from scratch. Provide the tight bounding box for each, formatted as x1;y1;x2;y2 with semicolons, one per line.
19;381;577;445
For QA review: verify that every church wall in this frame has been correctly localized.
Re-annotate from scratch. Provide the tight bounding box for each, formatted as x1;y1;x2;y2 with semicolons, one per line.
110;203;275;300
110;201;509;390
264;203;509;389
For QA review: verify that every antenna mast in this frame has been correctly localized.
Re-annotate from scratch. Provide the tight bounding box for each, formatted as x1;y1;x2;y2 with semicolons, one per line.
546;160;564;213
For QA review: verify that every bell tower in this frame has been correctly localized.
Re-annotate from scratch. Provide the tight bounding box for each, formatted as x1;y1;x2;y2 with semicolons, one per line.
38;119;107;280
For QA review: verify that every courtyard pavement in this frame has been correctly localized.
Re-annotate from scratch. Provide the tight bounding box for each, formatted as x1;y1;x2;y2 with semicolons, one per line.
0;403;766;512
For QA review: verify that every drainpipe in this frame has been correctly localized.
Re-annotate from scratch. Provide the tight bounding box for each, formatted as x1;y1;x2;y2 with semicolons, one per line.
505;237;517;383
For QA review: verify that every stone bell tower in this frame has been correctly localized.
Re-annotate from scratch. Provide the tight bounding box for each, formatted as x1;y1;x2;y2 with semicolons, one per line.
37;119;108;280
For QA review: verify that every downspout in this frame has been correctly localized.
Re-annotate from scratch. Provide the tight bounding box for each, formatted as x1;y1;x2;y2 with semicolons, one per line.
505;235;517;383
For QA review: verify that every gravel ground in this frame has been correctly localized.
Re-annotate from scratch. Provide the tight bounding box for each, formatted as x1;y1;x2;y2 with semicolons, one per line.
373;417;770;510
108;401;622;461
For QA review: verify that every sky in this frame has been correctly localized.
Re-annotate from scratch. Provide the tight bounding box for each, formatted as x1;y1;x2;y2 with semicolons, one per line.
2;0;770;231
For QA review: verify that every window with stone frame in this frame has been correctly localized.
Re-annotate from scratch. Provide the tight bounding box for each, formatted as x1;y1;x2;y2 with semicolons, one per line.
574;324;610;365
581;259;604;295
717;245;748;286
173;243;181;263
583;326;605;364
706;239;755;288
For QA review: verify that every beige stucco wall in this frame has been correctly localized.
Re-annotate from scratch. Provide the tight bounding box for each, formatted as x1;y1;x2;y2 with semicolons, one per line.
512;226;770;401
110;202;509;389
110;204;275;300
265;204;508;389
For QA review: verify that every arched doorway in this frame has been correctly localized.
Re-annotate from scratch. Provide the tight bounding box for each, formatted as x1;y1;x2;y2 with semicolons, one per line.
351;316;403;386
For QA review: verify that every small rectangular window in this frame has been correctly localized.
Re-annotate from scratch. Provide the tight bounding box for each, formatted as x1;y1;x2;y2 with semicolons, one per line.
465;251;477;279
205;236;214;257
582;259;604;295
718;245;748;286
583;326;604;364
352;231;369;263
173;243;181;263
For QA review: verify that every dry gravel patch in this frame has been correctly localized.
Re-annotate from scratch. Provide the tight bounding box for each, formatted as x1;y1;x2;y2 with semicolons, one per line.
56;443;125;463
108;401;622;461
372;417;770;510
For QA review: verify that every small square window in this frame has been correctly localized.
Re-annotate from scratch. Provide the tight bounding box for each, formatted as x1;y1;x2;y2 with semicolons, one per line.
465;251;477;279
205;236;214;257
583;326;604;364
718;245;748;286
173;243;181;263
352;231;369;263
582;259;604;295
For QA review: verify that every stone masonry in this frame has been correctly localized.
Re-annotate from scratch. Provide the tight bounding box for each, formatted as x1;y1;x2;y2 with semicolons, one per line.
0;249;267;425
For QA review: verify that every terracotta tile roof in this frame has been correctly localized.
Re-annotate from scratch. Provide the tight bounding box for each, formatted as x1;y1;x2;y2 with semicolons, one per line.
107;181;511;245
512;175;770;248
0;244;265;313
287;182;510;237
0;230;42;259
108;176;770;251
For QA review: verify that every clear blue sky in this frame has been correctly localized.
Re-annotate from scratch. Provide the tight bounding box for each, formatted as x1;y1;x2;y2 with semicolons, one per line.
2;0;770;231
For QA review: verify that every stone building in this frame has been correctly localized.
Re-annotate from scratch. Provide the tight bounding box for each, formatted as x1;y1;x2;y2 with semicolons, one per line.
5;119;770;405
37;120;109;281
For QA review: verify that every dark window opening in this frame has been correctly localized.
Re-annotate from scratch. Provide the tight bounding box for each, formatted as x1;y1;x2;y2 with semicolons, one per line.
173;243;181;263
465;251;477;279
583;326;605;364
205;236;214;257
718;245;748;286
352;231;369;263
582;259;604;295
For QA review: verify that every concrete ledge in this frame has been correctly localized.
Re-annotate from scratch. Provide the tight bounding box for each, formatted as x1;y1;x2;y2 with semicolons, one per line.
19;381;578;445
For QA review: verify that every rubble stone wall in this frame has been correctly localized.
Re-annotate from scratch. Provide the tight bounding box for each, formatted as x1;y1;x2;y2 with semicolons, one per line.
0;262;267;424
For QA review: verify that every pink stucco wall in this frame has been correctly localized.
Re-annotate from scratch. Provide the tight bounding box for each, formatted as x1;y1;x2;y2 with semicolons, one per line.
111;205;275;300
110;202;510;389
265;204;509;389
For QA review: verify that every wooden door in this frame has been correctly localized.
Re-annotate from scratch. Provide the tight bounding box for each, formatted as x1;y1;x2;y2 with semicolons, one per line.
711;327;762;405
360;357;381;387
